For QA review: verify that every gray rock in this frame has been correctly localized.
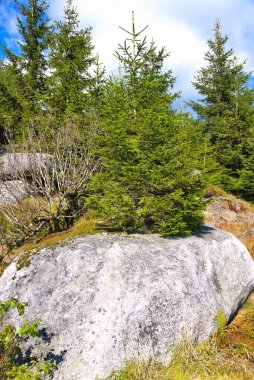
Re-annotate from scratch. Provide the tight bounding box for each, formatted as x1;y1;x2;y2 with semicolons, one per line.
0;153;53;179
0;180;30;205
0;228;253;380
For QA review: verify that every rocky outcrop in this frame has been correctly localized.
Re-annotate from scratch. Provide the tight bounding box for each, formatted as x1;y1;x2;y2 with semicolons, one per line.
0;228;253;380
0;180;30;205
0;153;53;180
204;193;254;259
0;152;53;206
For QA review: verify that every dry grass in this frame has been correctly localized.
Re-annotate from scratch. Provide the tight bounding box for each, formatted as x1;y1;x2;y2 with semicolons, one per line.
107;295;254;380
205;184;228;198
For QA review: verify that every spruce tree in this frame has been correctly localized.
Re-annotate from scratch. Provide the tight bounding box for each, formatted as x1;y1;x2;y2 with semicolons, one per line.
3;0;50;106
0;60;23;143
88;14;207;235
191;19;254;191
0;0;50;139
87;54;106;132
47;0;95;116
239;127;254;200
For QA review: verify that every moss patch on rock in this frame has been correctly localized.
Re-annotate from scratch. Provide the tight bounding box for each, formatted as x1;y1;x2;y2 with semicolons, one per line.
14;217;103;270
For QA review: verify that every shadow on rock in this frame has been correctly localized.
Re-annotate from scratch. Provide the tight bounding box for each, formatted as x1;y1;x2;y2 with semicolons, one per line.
193;225;216;237
38;327;55;343
44;349;67;365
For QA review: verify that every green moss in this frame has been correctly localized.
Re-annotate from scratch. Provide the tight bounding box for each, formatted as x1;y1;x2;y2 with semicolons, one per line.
14;217;102;270
216;310;227;335
16;250;37;271
205;184;228;198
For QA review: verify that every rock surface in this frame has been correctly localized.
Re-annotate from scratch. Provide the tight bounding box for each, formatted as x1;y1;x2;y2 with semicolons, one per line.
0;153;53;179
0;180;30;205
204;194;254;259
0;228;253;380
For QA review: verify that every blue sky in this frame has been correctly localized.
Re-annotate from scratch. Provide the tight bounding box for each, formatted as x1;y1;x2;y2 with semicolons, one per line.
0;0;19;51
1;0;254;105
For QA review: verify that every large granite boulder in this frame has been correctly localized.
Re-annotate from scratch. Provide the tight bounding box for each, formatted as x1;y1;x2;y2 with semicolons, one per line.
0;228;253;379
0;153;53;180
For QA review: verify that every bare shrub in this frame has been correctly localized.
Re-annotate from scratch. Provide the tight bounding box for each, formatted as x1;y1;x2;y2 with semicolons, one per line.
0;116;100;252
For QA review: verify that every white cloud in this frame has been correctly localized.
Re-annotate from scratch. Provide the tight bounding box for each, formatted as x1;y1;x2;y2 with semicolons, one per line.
48;0;209;101
0;1;18;36
5;0;254;102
